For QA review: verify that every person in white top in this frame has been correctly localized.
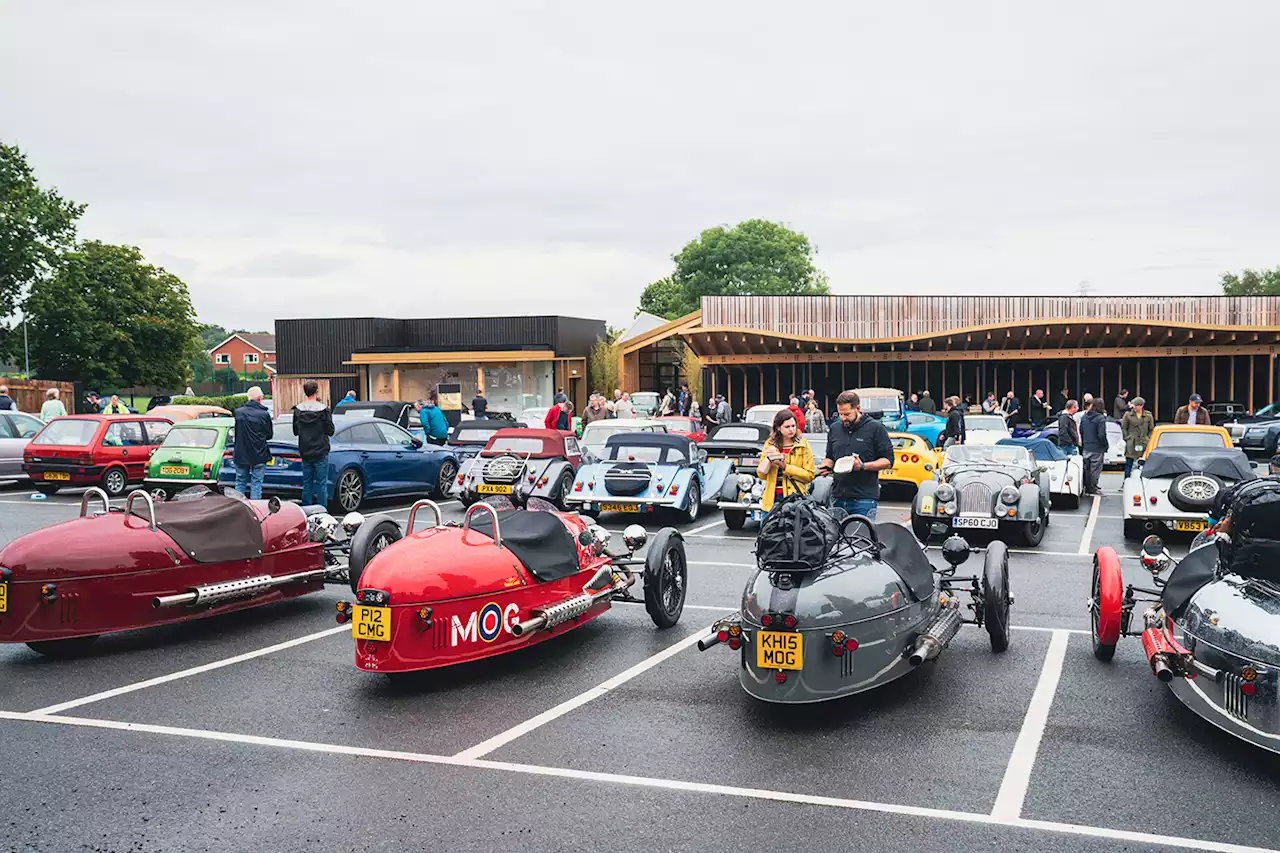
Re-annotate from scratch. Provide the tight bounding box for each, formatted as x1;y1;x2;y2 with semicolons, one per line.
614;393;635;419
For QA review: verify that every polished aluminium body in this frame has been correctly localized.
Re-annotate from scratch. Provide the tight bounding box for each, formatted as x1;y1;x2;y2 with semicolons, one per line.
912;444;1049;547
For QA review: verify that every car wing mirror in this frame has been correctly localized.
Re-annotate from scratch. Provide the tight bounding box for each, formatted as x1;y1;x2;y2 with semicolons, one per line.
1140;534;1171;573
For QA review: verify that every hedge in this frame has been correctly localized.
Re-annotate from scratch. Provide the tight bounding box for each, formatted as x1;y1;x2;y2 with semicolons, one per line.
172;395;248;411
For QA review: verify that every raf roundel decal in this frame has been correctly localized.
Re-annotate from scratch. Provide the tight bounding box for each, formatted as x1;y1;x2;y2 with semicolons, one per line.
478;602;504;642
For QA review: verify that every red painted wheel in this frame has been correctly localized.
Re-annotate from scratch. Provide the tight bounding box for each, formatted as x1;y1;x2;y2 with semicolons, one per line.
1091;546;1123;662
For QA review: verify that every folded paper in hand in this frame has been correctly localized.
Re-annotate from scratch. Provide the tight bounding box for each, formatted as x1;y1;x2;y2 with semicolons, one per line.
834;455;860;474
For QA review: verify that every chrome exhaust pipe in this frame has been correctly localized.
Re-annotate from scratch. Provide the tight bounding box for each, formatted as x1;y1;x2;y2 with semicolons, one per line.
153;569;327;609
908;605;963;666
511;572;635;637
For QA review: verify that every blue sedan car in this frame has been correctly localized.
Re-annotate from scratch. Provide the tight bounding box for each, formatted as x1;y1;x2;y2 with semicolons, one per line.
565;432;706;523
220;415;459;512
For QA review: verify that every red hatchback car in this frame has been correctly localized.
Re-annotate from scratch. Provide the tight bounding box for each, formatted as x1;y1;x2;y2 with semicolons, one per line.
23;415;173;497
657;416;707;443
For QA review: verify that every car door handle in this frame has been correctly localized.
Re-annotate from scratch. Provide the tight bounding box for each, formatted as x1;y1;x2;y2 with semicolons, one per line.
360;452;370;459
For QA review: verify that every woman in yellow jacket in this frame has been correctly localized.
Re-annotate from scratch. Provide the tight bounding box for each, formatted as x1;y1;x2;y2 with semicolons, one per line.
756;408;816;512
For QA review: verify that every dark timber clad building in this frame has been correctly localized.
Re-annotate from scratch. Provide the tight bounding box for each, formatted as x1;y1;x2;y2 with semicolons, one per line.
621;295;1280;423
274;315;605;413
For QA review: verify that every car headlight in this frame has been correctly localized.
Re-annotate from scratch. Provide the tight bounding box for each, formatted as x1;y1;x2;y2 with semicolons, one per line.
935;483;955;502
750;481;765;498
1000;486;1020;505
737;473;756;492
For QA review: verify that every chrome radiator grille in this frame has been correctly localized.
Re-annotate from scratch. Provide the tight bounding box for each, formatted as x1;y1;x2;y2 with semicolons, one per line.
1223;673;1249;721
482;455;524;483
958;483;993;515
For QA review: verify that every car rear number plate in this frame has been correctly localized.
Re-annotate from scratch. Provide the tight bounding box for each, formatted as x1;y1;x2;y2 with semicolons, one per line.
43;472;70;481
477;484;513;494
739;456;760;466
953;517;999;529
0;582;6;613
352;605;390;641
601;503;640;513
160;465;189;476
1174;520;1208;532
757;631;803;670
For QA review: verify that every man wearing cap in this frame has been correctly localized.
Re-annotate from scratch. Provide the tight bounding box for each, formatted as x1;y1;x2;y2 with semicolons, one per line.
544;393;572;430
1174;393;1212;426
715;394;731;424
1120;396;1154;478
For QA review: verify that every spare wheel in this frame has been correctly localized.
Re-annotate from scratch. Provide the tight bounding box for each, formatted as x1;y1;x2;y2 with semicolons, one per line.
1167;472;1223;513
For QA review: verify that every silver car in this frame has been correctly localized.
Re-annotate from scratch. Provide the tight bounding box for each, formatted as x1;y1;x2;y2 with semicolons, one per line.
0;412;44;481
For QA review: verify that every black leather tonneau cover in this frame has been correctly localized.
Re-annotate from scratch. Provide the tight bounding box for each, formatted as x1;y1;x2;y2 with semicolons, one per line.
1161;542;1219;618
875;522;935;602
130;494;265;564
468;510;581;582
1141;449;1254;482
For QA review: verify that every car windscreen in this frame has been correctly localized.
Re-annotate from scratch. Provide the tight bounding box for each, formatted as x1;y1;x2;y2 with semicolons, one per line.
520;409;548;421
745;407;784;424
1155;432;1228;449
453;428;497;443
610;446;668;464
710;426;764;442
488;437;545;454
860;396;901;414
335;408;376;418
271;423;300;444
944;445;1032;467
964;416;1009;431
162;427;220;449
584;425;639;443
631;393;659;409
32;419;98;446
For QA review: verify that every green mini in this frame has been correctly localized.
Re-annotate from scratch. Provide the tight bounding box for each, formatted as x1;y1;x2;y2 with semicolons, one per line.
143;418;235;498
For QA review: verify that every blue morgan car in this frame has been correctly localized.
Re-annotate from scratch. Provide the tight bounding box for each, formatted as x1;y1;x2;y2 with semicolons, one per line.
565;432;707;523
220;415;459;513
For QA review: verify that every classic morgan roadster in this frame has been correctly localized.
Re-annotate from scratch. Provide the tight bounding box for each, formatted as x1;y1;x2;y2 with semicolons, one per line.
457;428;582;511
338;497;688;677
912;444;1050;546
0;487;399;657
565;432;708;522
699;497;1012;703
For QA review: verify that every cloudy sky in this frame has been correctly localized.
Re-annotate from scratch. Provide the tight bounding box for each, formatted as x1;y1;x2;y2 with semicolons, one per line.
3;2;1278;331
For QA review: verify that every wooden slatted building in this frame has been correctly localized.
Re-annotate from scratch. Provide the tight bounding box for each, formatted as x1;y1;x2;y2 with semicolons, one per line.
620;295;1280;422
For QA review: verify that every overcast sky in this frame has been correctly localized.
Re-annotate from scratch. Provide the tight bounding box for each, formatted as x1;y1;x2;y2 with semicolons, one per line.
3;2;1278;332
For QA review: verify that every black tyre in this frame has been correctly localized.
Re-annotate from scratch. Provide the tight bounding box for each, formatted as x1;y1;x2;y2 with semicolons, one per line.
101;466;128;498
433;459;458;499
26;635;100;659
680;480;701;524
347;515;403;595
1122;518;1144;541
723;508;747;530
1090;558;1117;662
331;468;365;513
1058;493;1080;511
553;469;574;512
643;528;687;629
34;483;60;496
1167;472;1223;513
982;540;1011;653
911;513;934;542
459;492;478;508
1020;514;1045;547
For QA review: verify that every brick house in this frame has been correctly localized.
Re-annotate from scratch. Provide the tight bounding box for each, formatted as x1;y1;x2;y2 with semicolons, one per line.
210;333;276;375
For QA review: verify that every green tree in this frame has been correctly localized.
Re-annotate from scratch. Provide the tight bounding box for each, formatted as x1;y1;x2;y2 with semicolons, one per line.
637;276;685;320
25;241;202;389
1221;266;1280;296
0;143;85;359
673;219;829;309
588;336;622;396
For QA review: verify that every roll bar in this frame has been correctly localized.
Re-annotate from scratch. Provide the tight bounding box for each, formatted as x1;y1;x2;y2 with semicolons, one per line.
79;487;111;518
462;502;502;547
126;490;158;531
406;499;444;534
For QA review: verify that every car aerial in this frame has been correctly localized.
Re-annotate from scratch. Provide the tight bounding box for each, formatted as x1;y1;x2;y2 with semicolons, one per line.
0;486;399;657
566;432;708;523
904;410;948;447
339;496;688;679
1090;527;1279;755
697;499;1012;703
23;415;174;497
0;411;45;482
447;418;528;492
879;432;943;494
220;415;459;513
146;404;232;423
143;418;239;498
579;418;667;461
851;387;907;432
1120;425;1252;540
656;415;706;442
998;436;1083;509
457;427;582;510
961;413;1013;446
912;443;1050;546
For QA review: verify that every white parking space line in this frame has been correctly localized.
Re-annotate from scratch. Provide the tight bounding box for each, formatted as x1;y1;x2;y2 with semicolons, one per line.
686;518;725;535
1077;495;1102;555
991;629;1070;821
0;710;1273;853
28;625;349;716
452;630;706;760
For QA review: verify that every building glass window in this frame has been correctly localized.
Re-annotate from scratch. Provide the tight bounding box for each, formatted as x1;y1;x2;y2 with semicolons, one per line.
214;353;230;365
369;361;555;414
245;353;259;365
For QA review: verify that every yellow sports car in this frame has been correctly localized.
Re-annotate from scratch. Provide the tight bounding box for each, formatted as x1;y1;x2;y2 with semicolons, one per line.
880;432;943;490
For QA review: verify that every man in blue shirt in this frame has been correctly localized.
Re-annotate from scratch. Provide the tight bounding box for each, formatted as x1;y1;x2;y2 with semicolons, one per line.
419;391;449;446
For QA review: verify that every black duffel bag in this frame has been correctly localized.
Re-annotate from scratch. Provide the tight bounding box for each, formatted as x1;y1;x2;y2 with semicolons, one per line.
1216;477;1280;583
756;495;840;571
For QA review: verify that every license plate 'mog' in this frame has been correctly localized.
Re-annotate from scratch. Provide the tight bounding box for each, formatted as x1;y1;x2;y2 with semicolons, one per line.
756;631;803;670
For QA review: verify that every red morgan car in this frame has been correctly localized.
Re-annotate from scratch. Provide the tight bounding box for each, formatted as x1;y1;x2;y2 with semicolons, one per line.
23;414;174;497
0;487;401;657
339;497;688;678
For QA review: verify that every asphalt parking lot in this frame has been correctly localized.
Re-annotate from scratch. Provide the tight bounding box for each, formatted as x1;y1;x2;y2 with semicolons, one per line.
1;473;1278;853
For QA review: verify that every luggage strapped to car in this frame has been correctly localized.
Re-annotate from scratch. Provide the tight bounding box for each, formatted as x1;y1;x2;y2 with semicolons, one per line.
1213;476;1280;583
756;495;840;571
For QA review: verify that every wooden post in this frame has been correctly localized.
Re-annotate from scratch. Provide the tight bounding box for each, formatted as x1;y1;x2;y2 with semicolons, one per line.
1228;355;1233;403
1211;355;1217;402
391;367;401;401
759;367;764;405
1249;355;1255;412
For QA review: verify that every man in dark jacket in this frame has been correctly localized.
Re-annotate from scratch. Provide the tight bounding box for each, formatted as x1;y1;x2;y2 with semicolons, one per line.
233;386;273;499
918;391;937;414
0;386;14;411
544;393;571;431
1057;399;1081;455
1080;399;1110;496
943;396;966;447
293;380;335;506
1174;393;1212;425
471;392;488;418
1112;389;1130;421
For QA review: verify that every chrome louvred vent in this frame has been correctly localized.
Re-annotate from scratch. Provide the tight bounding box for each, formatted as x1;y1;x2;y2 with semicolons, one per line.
958;483;993;514
1223;673;1249;721
482;455;524;483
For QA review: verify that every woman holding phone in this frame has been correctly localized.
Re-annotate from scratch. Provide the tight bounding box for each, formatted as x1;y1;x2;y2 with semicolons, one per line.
756;409;816;512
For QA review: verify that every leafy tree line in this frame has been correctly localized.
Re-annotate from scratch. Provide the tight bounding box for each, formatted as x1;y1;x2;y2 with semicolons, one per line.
1;142;202;390
1221;266;1280;296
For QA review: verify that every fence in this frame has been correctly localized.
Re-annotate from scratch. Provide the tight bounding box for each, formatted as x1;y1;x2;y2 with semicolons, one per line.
0;378;78;414
270;377;331;418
